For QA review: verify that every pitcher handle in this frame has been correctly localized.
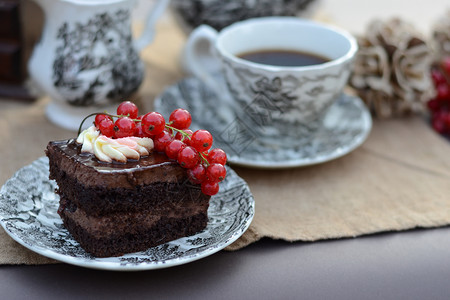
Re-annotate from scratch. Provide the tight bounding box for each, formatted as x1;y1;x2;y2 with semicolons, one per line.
134;0;170;52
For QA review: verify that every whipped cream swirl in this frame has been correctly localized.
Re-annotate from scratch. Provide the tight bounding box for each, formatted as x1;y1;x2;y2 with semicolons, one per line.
76;126;154;163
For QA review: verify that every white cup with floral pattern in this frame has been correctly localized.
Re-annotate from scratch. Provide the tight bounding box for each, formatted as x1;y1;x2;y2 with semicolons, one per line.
183;17;358;144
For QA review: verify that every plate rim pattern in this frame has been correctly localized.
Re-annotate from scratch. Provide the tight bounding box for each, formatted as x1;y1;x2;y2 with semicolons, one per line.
0;157;255;271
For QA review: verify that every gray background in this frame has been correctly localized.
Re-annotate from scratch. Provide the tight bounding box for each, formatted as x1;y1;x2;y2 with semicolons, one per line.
1;227;450;299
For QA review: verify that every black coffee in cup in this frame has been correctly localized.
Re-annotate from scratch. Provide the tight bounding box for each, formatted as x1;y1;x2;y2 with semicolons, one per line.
237;49;330;67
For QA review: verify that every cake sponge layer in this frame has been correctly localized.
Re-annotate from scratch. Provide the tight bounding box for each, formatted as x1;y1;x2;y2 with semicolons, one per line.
60;198;208;257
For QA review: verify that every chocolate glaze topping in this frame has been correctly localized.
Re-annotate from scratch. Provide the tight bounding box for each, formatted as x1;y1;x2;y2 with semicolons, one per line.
46;139;187;189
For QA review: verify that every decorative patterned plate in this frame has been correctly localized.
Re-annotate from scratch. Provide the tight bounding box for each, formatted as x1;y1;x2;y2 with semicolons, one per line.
154;76;372;168
0;157;254;271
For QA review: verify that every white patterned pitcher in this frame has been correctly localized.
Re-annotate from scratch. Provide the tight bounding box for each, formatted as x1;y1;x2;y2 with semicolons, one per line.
28;0;169;130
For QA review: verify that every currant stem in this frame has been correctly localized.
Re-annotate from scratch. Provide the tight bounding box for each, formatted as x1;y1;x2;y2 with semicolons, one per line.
77;112;105;136
200;153;210;166
108;113;140;122
165;124;190;139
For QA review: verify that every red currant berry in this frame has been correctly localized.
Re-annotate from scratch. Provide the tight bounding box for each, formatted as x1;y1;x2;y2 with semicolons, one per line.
153;130;173;152
444;113;450;128
98;117;115;137
436;84;450;100
117;101;138;119
177;146;200;168
94;114;112;127
201;181;220;196
165;139;186;159
441;56;450;75
206;163;227;182
135;122;151;137
432;115;446;134
187;163;206;184
169;108;192;129
427;99;441;112
142;112;165;136
208;148;227;165
431;69;447;86
190;129;213;152
114;117;136;138
175;129;193;144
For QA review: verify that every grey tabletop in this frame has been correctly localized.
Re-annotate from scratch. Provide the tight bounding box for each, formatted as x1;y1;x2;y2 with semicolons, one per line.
1;227;450;300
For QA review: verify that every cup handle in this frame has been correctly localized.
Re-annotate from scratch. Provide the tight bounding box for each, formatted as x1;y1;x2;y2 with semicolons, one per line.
183;25;236;123
134;0;170;52
183;25;227;98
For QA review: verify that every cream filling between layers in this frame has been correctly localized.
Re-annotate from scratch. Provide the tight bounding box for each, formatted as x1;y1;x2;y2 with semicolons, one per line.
76;126;154;163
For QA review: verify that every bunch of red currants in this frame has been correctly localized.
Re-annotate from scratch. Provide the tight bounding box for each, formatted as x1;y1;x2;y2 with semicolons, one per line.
92;101;227;196
427;57;450;136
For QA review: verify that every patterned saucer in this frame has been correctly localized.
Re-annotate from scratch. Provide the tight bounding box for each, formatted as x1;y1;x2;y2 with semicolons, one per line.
0;157;254;271
154;76;372;168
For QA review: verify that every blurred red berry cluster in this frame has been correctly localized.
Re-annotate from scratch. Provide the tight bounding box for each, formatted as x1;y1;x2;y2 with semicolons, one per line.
427;57;450;136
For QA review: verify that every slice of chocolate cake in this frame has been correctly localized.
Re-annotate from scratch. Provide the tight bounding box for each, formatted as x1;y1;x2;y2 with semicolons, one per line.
46;138;210;257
